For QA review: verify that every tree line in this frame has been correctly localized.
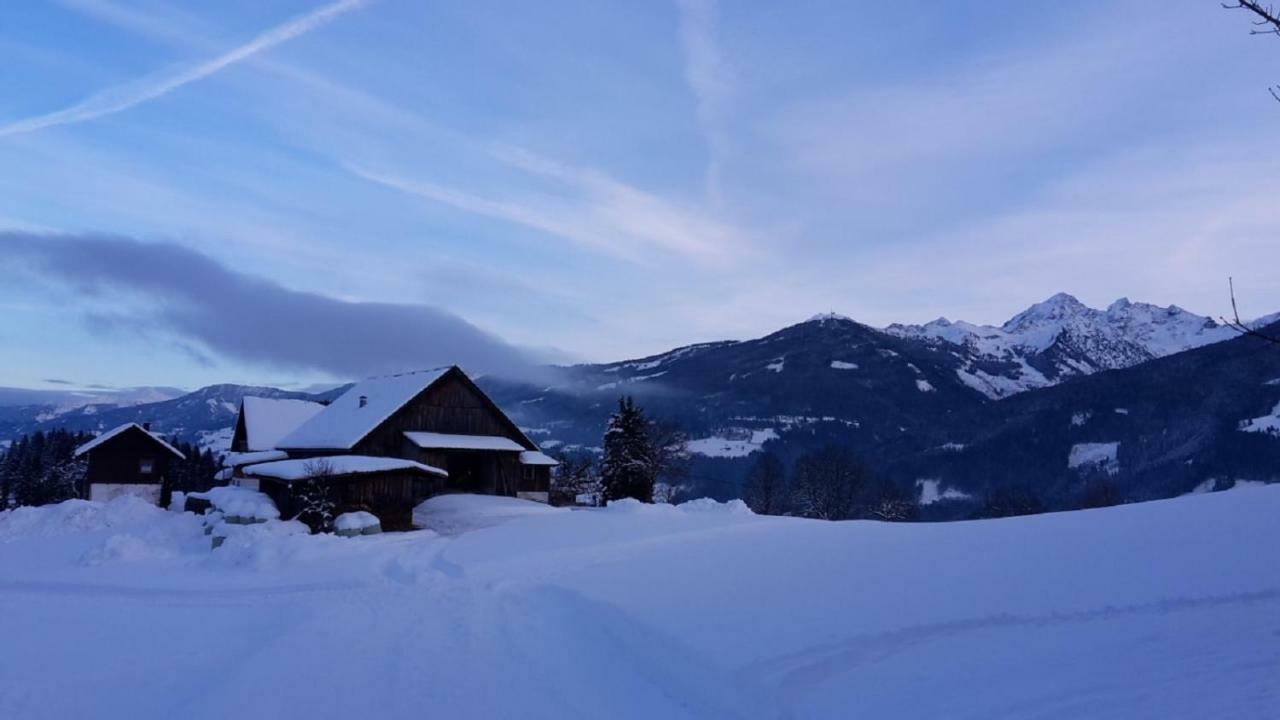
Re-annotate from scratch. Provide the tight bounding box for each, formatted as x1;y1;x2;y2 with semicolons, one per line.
551;396;918;521
0;429;219;509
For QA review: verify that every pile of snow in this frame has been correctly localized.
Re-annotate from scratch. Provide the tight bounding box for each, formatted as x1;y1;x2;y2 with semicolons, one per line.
1068;442;1120;474
334;511;381;536
687;428;779;458
189;486;280;522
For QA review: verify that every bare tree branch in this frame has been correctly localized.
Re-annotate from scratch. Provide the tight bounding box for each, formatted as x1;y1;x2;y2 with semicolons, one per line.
1219;277;1280;344
1224;1;1280;34
1223;1;1280;99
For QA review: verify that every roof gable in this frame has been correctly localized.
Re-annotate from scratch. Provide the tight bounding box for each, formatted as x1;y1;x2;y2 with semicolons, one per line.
74;423;186;460
277;368;451;450
240;396;326;451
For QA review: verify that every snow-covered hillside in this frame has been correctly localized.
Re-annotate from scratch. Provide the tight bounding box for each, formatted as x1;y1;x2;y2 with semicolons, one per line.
886;294;1238;397
1;488;1276;719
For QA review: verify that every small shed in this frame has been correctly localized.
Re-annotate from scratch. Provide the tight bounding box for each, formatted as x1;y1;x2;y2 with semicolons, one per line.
74;423;186;506
244;455;448;531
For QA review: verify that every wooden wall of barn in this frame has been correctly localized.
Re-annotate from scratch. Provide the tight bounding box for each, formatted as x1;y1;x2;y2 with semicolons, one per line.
261;471;443;532
352;371;536;459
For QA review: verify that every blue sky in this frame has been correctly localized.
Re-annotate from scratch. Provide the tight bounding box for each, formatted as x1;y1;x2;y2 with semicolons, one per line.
1;0;1279;390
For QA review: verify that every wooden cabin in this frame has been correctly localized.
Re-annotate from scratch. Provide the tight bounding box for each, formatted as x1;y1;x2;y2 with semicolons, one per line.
74;423;185;506
231;366;556;531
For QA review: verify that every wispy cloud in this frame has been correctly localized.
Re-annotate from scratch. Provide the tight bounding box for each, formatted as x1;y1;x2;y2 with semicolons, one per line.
0;0;369;138
348;146;747;263
675;0;731;202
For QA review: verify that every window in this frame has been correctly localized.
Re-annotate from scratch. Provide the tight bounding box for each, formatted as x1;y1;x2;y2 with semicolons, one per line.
139;458;155;475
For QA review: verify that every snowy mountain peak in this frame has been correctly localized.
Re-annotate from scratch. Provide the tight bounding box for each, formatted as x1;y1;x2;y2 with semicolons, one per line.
886;294;1240;399
1001;293;1088;335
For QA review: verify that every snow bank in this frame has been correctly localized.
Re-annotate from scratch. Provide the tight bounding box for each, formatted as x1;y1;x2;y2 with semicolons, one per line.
0;496;165;539
189;486;280;521
414;494;565;535
604;497;753;517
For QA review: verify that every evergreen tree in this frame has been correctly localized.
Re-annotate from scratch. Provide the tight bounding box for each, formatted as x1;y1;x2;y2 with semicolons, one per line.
7;429;86;507
600;396;656;503
742;451;787;515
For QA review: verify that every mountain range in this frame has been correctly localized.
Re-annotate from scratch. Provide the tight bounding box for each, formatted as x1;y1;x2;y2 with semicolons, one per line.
3;294;1278;514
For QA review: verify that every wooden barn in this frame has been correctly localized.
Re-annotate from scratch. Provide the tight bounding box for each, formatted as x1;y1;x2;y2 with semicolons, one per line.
222;396;326;489
230;366;556;531
74;422;185;506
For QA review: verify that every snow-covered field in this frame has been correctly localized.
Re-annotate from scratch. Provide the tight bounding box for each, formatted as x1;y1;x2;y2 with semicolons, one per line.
0;488;1277;719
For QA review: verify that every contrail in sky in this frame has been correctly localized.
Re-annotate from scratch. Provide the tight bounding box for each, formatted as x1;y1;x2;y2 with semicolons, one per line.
0;0;368;138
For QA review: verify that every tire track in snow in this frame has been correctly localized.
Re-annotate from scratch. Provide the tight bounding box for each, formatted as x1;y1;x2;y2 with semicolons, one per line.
739;588;1280;705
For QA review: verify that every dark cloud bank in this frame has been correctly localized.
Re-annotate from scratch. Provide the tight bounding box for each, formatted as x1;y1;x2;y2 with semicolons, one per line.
1;231;542;381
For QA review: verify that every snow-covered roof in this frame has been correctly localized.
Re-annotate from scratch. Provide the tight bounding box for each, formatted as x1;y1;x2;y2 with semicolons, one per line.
222;450;289;468
74;423;186;460
277;368;451;450
242;455;447;482
240;397;326;452
519;451;559;466
404;431;525;452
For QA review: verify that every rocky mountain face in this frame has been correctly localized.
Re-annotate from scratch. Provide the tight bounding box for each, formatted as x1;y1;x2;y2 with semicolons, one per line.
884;293;1238;398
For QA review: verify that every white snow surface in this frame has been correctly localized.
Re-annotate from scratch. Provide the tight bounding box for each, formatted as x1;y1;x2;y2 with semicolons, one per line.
687;428;780;458
279;368;451;450
1;489;1278;719
829;360;858;370
1238;401;1280;435
222;449;289;468
243;455;447;481
239;396;326;451
1069;442;1121;474
518;450;558;466
915;479;970;505
403;431;525;452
